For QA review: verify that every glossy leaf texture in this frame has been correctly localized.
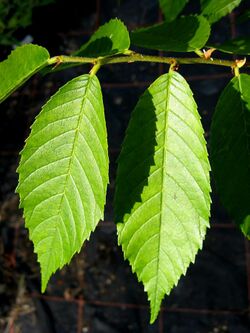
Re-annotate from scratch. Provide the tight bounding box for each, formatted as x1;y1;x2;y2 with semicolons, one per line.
159;0;188;22
131;15;210;52
75;18;130;57
208;37;250;55
200;0;241;24
17;74;109;291
0;44;49;103
115;71;211;323
210;74;250;239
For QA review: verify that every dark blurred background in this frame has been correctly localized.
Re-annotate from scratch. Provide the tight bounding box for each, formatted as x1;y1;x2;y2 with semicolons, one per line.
0;0;250;332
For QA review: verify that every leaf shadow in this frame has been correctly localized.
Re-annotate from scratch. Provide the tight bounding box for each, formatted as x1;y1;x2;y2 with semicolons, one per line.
228;81;250;237
76;37;116;57
210;76;250;238
131;16;204;52
115;88;158;222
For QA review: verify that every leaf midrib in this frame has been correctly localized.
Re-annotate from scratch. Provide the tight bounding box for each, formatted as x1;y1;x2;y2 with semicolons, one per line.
203;0;237;12
42;76;92;282
151;73;172;318
58;77;91;224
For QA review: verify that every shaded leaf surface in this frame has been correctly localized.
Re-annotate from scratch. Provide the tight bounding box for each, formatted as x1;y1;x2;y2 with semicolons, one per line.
237;9;250;23
75;18;130;57
201;0;241;23
159;0;188;22
0;44;50;102
131;15;210;52
210;74;250;239
17;74;109;291
115;72;211;323
209;37;250;55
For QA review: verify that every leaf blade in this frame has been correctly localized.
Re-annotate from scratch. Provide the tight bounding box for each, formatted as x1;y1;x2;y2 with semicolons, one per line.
75;18;130;57
130;15;210;52
210;74;250;239
0;44;50;103
115;72;211;323
208;37;250;55
17;74;109;290
160;0;188;22
200;0;241;24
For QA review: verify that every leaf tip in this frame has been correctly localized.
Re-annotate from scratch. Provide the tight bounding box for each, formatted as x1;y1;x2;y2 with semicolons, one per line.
150;315;157;324
148;288;163;324
41;282;47;294
149;299;161;324
40;265;51;293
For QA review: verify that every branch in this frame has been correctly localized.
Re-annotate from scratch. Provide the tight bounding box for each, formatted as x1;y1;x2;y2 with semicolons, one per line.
47;53;250;70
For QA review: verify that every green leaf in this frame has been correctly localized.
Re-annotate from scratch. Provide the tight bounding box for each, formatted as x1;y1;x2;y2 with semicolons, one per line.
131;15;210;52
74;18;130;57
115;71;211;323
0;44;50;103
210;74;250;239
159;0;189;22
17;74;109;291
208;37;250;55
200;0;242;24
